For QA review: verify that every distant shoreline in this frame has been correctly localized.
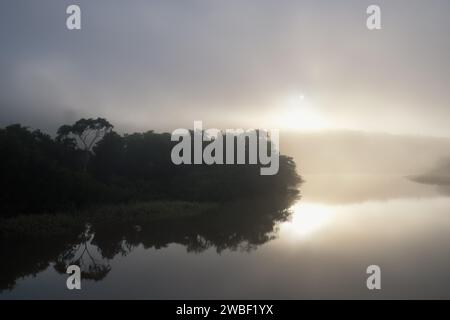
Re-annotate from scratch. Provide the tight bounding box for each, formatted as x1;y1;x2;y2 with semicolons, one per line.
407;174;450;186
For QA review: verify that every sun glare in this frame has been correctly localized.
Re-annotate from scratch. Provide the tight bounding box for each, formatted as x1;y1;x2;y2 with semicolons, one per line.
274;95;328;131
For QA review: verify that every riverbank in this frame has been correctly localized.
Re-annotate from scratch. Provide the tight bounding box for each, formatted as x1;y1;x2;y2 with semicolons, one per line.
0;201;217;239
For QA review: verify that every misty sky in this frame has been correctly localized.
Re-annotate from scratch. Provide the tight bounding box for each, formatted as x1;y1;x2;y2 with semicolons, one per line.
1;0;450;136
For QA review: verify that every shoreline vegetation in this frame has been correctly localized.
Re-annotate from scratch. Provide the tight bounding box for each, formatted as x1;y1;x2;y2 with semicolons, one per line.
408;174;450;186
407;159;450;186
0;192;301;239
0;191;299;291
0;201;218;239
0;118;302;238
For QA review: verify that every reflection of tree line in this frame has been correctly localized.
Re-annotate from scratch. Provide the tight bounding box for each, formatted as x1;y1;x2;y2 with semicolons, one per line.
91;193;297;255
0;193;298;292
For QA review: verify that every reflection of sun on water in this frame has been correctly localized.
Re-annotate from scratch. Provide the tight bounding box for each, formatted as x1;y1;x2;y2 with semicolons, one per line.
280;202;334;239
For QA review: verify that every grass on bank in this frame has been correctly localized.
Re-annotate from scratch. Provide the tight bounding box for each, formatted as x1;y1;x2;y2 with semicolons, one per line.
0;201;217;239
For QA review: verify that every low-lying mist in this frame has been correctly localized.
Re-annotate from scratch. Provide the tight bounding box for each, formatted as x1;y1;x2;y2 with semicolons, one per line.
280;130;450;176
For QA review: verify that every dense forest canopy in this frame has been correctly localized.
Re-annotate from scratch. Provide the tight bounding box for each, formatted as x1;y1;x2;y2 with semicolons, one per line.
0;119;301;215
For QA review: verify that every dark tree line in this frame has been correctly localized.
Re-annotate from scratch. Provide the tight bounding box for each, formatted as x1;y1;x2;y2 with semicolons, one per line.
0;118;301;216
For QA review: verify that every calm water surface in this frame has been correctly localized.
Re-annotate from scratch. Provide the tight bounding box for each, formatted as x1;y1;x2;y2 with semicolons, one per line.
1;175;450;299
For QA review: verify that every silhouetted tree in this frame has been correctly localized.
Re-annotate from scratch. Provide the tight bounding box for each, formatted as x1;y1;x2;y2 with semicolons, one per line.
57;118;113;171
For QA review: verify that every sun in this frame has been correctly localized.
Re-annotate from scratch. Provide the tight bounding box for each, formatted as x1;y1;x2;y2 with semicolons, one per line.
274;95;327;131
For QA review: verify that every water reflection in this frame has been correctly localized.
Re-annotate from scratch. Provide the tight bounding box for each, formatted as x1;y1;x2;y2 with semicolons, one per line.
0;192;298;293
54;228;112;281
3;176;450;299
280;202;334;238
